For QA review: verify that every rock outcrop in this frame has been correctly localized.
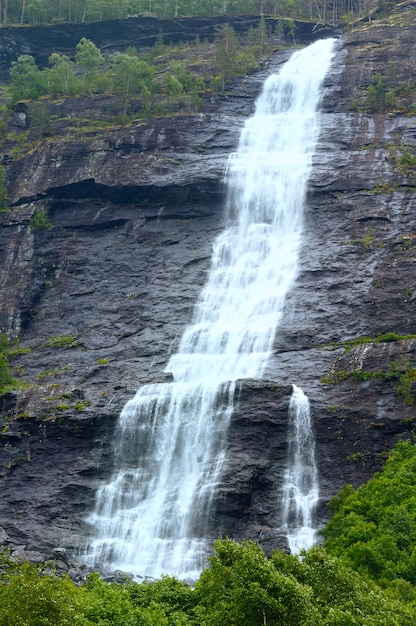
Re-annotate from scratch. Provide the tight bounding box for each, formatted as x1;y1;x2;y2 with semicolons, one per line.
1;5;416;571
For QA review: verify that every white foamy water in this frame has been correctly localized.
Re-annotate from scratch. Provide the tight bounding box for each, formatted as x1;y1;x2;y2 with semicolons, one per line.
282;385;319;554
84;38;336;579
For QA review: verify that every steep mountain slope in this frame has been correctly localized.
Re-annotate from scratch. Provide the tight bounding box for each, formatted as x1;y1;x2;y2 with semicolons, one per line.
0;5;415;573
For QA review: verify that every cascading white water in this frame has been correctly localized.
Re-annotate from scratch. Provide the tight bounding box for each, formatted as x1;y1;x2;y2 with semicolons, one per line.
84;38;336;579
282;385;319;554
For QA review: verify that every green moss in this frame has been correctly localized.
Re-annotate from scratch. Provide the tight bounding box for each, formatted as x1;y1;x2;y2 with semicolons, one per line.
346;229;375;249
75;400;90;412
346;452;364;462
368;183;398;194
325;405;343;413
42;335;79;349
325;332;416;354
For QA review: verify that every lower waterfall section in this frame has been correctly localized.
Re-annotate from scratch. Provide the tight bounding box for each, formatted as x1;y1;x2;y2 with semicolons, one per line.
282;385;319;554
87;381;235;580
84;38;336;579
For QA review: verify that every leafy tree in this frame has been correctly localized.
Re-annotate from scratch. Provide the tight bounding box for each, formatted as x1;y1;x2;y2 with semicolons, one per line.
272;548;416;625
111;51;155;117
75;37;104;93
194;538;416;625
9;54;46;102
165;73;184;96
125;574;197;622
47;53;77;96
194;538;320;625
77;571;197;624
0;554;82;625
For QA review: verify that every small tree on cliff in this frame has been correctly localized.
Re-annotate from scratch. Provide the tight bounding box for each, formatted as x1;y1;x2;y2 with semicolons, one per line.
111;51;155;118
75;37;104;93
47;53;77;96
9;55;46;102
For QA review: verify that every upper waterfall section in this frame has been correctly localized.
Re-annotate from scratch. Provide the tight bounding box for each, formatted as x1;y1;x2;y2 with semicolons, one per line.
167;37;338;385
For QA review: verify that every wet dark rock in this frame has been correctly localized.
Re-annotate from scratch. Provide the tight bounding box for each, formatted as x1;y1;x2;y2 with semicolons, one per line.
215;381;293;554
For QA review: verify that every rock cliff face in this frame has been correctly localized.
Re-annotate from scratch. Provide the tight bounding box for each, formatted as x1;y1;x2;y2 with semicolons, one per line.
1;6;416;573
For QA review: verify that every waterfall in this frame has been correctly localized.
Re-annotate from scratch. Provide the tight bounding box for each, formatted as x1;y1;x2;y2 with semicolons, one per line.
282;385;319;554
84;38;336;579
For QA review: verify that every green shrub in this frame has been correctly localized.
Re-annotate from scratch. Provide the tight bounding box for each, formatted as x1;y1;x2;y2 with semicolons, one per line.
365;73;397;112
0;164;8;211
0;334;15;395
0;353;13;393
29;207;53;231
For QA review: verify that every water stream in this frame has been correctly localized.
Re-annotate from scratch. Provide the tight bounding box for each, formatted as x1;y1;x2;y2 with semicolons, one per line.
282;385;319;553
84;38;336;579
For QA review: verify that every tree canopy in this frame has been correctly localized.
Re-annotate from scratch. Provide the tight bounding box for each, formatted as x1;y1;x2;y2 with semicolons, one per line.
322;439;416;589
0;0;396;27
1;535;416;625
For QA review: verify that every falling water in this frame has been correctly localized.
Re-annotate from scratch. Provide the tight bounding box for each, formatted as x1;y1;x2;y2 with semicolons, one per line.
282;385;319;553
84;38;336;579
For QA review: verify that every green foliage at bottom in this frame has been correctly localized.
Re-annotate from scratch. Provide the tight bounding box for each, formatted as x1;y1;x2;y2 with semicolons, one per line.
0;557;83;626
322;440;416;591
1;536;416;625
194;539;319;625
